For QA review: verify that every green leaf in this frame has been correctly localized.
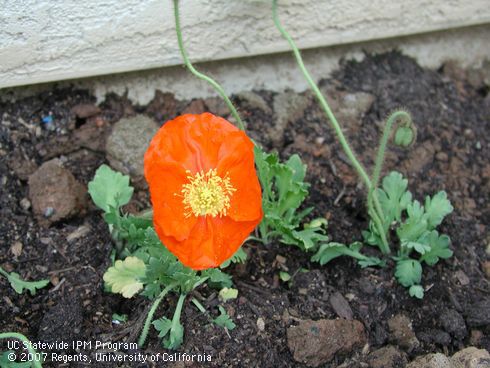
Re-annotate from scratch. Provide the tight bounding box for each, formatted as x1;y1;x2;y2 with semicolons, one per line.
163;320;184;350
377;171;412;224
0;267;49;295
409;285;424;299
88;164;134;212
152;317;172;339
424;191;453;229
220;247;247;268
279;271;291;282
213;306;236;330
103;256;146;298
201;268;233;289
219;287;238;302
395;259;422;287
397;200;428;244
311;242;384;268
0;351;32;368
112;313;128;323
419;231;453;266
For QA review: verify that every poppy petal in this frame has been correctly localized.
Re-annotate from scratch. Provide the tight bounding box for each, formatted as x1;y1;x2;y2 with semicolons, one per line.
217;131;263;222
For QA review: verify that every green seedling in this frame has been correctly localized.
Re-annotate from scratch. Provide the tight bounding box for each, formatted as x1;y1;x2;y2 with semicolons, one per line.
272;0;454;297
0;267;49;295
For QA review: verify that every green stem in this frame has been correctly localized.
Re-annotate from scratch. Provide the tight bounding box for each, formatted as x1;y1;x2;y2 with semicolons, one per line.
173;0;245;131
272;0;371;190
137;283;176;348
371;110;412;191
191;297;207;314
272;0;390;253
171;294;186;331
0;266;9;279
0;332;42;368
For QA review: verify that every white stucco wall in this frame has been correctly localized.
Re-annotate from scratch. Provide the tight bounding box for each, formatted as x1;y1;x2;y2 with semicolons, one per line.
1;0;490;89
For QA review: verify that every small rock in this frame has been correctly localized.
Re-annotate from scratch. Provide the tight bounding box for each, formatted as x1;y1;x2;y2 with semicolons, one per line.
146;90;177;122
482;261;490;279
10;242;23;257
71;103;100;119
406;353;451;368
28;159;87;226
105;115;159;177
257;317;265;331
418;329;451;346
469;330;483;346
330;291;354;320
204;97;230;117
440;309;467;340
465;299;490;328
451;347;490;368
20;198;31;211
367;345;407;368
287;319;366;367
73;119;109;152
66;225;91;242
454;270;470;286
388;314;420;352
436;152;449;162
319;87;374;131
237;91;272;115
271;90;310;146
182;99;206;115
9;154;38;180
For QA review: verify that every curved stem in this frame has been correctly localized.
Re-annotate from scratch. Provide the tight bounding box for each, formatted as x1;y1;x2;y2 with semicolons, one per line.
137;283;176;348
0;332;42;368
272;0;390;253
371;110;412;190
272;0;371;191
173;0;245;131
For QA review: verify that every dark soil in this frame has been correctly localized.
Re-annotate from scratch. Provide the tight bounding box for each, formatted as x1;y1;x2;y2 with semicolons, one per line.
1;51;489;367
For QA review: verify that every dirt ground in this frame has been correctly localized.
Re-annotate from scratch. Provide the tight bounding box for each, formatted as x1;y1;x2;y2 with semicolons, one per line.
0;51;489;367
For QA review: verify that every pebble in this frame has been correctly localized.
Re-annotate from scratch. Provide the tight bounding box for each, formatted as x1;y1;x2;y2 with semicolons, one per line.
287;319;366;367
10;241;23;257
440;309;467;340
105;115;159;177
28;159;87;226
387;314;420;353
367;346;407;368
256;317;265;332
20;198;31;210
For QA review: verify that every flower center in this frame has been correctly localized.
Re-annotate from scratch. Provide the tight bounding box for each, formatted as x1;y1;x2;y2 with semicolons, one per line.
181;169;236;218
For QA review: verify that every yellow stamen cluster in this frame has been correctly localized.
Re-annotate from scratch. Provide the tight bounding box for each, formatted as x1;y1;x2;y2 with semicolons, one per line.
181;169;236;218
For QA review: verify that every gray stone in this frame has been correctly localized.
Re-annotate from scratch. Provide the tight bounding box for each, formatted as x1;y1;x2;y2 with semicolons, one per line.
105;115;159;177
287;319;366;367
28;159;87;226
367;345;408;368
320;87;375;130
330;291;354;320
465;299;490;328
407;353;451;368
440;309;467;340
271;90;310;146
451;347;490;368
388;314;420;353
237;91;272;115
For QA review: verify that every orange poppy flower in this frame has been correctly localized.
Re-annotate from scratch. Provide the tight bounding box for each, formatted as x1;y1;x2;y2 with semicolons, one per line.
144;113;263;270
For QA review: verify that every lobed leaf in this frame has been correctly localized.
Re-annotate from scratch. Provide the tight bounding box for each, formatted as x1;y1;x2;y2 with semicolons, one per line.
395;259;422;287
103;256;146;298
88;164;133;213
